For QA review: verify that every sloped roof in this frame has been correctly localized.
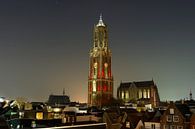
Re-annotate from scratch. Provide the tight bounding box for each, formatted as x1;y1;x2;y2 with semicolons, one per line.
176;104;192;121
48;95;70;106
126;112;144;128
119;80;155;89
150;110;162;122
176;104;191;116
134;81;154;87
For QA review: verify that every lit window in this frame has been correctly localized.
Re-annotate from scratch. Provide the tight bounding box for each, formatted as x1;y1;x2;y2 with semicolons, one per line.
93;62;97;78
167;115;172;122
139;90;142;98
122;91;124;99
93;81;96;92
170;108;174;114
173;116;179;122
143;89;147;98
148;89;150;98
126;121;130;128
125;92;129;99
36;112;43;120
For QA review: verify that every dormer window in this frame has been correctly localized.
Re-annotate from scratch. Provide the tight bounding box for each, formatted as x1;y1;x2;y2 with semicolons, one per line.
170;108;174;114
167;115;172;122
173;115;179;122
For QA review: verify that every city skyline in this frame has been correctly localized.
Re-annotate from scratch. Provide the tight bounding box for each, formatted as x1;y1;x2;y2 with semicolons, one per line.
0;0;195;102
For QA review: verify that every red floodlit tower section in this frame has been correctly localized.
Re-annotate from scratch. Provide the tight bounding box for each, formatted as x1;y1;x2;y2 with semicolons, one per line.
88;15;113;108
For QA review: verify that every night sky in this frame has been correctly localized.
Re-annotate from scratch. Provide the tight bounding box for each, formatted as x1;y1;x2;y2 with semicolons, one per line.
0;0;195;102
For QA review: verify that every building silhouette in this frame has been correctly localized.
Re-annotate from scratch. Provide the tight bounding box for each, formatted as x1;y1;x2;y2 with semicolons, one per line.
88;15;113;108
48;94;70;107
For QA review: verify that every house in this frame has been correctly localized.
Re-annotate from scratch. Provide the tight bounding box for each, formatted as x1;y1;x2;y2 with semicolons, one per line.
144;110;162;129
190;114;195;129
135;120;144;129
122;108;145;129
160;102;186;129
175;104;192;129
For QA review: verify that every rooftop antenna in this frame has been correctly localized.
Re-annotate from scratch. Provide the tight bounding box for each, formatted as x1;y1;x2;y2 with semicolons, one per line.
190;88;192;100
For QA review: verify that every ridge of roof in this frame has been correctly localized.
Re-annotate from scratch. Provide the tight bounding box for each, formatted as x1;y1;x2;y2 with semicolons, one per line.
119;80;155;88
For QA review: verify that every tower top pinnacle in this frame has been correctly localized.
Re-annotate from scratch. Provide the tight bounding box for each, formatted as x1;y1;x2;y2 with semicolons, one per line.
96;14;105;27
100;14;102;20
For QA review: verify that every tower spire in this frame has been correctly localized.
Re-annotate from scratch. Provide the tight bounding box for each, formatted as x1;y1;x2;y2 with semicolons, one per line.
100;14;102;21
97;14;105;27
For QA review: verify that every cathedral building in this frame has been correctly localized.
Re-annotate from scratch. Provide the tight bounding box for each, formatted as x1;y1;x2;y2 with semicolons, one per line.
88;15;113;108
117;80;160;107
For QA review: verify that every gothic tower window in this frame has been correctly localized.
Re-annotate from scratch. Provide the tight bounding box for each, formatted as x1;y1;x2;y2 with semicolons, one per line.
104;63;108;78
93;62;97;78
93;80;96;92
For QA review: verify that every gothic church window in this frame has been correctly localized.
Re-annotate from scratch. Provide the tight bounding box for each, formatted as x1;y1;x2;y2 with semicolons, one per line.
143;89;147;98
122;91;125;99
125;92;129;99
139;90;142;98
148;89;150;98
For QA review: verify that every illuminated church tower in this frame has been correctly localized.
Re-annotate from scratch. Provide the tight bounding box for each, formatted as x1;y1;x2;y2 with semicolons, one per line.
88;15;113;108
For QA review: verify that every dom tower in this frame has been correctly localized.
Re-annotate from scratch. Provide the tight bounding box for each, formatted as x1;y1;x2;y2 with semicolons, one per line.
88;15;113;108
